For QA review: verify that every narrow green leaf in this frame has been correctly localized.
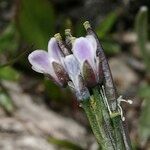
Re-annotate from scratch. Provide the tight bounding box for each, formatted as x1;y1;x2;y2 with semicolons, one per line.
96;10;119;38
0;91;14;113
135;6;150;71
17;0;55;49
47;137;84;150
138;84;150;144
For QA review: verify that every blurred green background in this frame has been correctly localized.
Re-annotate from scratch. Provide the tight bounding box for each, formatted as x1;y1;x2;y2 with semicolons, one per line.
0;0;150;149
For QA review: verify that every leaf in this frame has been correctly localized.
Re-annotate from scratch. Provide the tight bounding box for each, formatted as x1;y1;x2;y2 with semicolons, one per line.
17;0;55;49
47;137;84;150
0;67;20;81
135;6;150;72
138;84;150;145
0;22;19;53
96;10;119;39
101;40;120;55
0;91;14;113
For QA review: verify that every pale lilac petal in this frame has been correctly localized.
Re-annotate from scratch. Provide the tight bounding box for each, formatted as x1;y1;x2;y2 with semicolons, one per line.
73;37;94;61
28;50;51;74
73;37;96;72
48;37;62;62
86;35;97;53
64;55;80;90
64;55;80;78
31;66;43;73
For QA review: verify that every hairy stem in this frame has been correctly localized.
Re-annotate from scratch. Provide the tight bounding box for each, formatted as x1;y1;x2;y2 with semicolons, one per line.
81;86;121;149
83;21;132;150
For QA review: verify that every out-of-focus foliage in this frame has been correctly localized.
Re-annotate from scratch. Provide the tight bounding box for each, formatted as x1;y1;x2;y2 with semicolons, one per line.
0;23;19;53
0;67;20;81
135;6;150;72
48;137;84;150
0;66;19;114
135;6;150;145
96;10;121;55
138;84;150;145
100;39;120;55
0;20;20;114
96;10;119;39
17;0;55;49
0;90;14;114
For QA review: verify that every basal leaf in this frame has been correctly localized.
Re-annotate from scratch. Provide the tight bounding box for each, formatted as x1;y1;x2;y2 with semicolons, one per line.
96;10;119;39
17;0;55;49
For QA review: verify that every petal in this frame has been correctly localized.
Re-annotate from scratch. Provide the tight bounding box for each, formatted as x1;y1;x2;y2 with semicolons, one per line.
64;55;90;100
28;50;51;74
64;55;80;89
31;66;43;73
64;55;80;78
72;37;96;69
86;35;97;53
48;37;63;62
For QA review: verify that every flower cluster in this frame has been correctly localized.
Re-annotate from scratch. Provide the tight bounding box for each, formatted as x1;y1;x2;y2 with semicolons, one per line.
28;22;103;101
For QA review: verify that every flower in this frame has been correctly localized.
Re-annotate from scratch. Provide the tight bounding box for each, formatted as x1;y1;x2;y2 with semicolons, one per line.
64;54;90;100
28;37;69;86
72;35;103;87
28;28;103;101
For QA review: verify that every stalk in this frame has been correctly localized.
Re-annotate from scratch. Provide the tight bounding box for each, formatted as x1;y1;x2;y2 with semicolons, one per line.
83;21;132;150
81;94;115;149
81;86;130;149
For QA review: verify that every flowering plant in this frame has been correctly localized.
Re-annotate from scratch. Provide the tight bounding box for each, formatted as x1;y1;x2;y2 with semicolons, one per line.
28;21;132;150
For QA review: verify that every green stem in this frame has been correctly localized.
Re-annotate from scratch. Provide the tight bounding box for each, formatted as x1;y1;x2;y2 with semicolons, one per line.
81;87;116;150
92;87;116;149
83;21;132;149
81;98;102;145
81;86;130;150
110;113;126;150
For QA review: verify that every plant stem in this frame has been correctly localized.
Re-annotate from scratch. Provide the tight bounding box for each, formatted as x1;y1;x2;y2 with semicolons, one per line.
83;21;132;150
110;113;126;150
81;86;116;149
81;85;132;149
